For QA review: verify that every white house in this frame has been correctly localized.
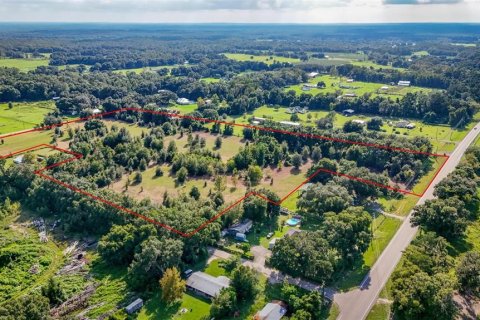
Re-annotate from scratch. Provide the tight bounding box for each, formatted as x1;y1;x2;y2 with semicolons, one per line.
13;155;24;165
307;72;319;78
92;108;101;115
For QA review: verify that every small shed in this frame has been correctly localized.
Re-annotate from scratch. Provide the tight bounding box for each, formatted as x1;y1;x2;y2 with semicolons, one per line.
342;109;355;116
125;298;143;314
269;238;277;250
279;121;300;127
352;119;366;125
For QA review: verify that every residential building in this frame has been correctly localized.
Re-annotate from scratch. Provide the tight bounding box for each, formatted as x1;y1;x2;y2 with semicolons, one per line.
228;219;253;235
254;301;287;320
186;272;230;299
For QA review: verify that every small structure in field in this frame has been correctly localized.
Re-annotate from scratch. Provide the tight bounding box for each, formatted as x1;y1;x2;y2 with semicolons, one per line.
381;86;389;90
352;119;366;125
398;80;411;87
186;272;230;299
279;121;300;127
307;72;319;78
176;97;193;105
252;117;266;123
395;120;416;129
92;108;101;115
342;109;355;116
125;298;143;314
347;78;355;83
254;301;287;320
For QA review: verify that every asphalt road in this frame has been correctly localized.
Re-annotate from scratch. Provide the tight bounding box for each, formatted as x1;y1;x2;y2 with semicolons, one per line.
334;122;480;320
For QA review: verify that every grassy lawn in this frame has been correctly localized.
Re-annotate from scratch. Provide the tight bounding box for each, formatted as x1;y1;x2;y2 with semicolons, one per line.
366;303;391;320
224;53;300;65
203;259;228;277
200;77;221;83
0;57;50;71
137;291;211;320
334;214;402;291
0;129;55;156
103;120;148;137
285;75;429;98
112;65;179;75
0;101;56;135
170;103;198;114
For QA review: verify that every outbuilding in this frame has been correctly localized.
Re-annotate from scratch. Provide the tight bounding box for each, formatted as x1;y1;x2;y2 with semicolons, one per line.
186;272;230;299
125;298;143;314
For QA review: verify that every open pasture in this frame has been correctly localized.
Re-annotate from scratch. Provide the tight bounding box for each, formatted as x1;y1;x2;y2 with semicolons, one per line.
224;53;300;65
0;57;50;72
0;101;55;135
285;75;430;98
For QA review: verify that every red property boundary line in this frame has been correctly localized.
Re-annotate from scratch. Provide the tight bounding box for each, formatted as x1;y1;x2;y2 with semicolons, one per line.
0;108;449;237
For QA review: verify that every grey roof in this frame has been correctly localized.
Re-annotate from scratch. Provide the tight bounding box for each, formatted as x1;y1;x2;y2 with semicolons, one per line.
125;298;143;312
257;302;287;320
186;272;230;297
228;219;253;234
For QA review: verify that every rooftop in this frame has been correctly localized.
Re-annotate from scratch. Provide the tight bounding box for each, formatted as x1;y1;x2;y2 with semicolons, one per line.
186;272;230;298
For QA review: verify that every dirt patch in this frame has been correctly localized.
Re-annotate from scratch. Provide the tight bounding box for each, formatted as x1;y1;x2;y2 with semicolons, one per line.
453;292;480;320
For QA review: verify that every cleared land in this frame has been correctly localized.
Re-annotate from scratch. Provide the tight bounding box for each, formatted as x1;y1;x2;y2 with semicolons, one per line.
224;53;300;65
0;101;55;135
0;57;50;72
285;75;429;98
111;130;313;206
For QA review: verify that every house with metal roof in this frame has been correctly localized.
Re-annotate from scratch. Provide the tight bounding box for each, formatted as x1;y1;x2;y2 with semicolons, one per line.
254;301;287;320
228;219;253;235
186;271;230;299
125;298;143;314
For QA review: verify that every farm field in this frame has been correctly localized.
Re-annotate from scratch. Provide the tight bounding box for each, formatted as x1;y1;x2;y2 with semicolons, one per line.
200;77;221;83
224;53;301;64
0;57;50;71
0;101;55;135
112;64;183;75
303;52;404;70
285;75;430;98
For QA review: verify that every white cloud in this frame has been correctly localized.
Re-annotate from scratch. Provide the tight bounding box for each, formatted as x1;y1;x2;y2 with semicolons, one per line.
0;0;478;22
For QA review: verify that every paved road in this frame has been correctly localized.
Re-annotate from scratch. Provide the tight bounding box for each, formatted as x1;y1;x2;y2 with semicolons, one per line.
208;246;336;299
335;122;480;320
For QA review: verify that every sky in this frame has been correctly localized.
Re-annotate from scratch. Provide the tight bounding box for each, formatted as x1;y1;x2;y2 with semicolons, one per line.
0;0;479;23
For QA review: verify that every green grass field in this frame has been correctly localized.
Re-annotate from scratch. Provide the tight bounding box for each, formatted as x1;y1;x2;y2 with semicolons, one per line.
304;52;404;71
0;57;50;72
285;75;428;98
200;77;221;83
224;53;300;65
366;303;391;320
0;101;56;135
113;65;180;75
